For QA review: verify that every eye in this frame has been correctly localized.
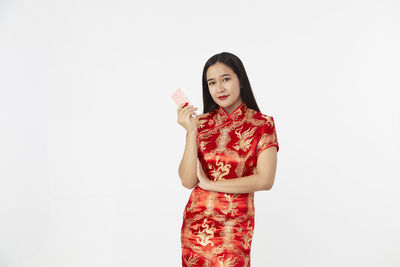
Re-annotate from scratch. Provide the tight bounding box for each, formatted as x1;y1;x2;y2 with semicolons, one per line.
223;78;230;81
208;81;215;85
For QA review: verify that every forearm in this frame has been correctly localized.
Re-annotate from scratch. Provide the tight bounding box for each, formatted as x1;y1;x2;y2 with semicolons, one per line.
178;130;199;189
207;174;267;194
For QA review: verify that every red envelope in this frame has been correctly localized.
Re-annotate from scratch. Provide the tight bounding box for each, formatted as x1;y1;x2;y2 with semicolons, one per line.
171;88;190;106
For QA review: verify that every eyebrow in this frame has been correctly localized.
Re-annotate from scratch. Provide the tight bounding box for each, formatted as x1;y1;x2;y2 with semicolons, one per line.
207;73;231;82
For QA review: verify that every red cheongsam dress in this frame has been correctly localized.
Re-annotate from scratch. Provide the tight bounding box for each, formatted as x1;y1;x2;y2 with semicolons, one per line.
181;101;279;267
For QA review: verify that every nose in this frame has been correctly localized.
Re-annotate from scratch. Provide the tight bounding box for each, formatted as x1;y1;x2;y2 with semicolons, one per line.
216;81;225;94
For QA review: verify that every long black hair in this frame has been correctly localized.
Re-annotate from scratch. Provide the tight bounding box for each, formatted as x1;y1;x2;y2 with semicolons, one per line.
201;52;261;113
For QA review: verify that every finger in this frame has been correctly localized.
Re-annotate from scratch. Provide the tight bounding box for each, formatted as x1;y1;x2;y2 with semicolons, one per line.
177;103;185;113
177;104;184;114
177;102;189;112
182;103;191;109
184;106;197;113
178;104;192;115
178;106;191;118
182;106;196;117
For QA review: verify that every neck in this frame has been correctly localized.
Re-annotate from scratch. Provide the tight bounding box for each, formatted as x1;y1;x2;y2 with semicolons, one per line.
222;100;243;115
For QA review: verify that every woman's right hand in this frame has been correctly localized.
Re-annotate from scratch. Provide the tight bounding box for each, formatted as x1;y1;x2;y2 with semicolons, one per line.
177;102;198;133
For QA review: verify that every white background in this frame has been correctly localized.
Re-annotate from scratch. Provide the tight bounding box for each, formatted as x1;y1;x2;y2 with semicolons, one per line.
1;0;399;266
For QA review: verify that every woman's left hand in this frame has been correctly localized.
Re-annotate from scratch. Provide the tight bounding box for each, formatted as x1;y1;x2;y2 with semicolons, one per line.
196;158;212;191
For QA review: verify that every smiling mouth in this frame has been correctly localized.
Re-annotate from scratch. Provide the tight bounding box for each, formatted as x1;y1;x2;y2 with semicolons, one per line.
218;95;228;99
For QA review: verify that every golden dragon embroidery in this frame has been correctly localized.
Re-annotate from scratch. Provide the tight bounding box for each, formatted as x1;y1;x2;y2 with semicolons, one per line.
196;218;216;246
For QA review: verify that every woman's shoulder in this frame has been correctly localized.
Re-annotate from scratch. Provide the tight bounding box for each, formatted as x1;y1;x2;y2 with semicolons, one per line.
195;111;215;131
248;108;275;124
194;111;213;122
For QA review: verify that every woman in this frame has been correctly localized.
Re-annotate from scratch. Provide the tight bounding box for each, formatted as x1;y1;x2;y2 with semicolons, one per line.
177;52;279;266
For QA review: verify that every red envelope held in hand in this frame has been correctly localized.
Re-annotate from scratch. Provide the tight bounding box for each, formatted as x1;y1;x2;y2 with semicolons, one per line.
171;88;190;107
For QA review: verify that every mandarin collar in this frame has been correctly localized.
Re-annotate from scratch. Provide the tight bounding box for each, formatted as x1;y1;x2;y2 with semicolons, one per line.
216;101;247;122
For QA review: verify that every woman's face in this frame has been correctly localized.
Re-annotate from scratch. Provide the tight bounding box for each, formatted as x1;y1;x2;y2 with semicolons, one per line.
206;62;243;114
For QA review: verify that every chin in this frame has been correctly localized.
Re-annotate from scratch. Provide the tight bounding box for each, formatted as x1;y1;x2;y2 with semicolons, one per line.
217;101;227;107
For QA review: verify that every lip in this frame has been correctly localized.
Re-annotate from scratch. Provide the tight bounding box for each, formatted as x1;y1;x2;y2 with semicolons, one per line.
218;95;229;100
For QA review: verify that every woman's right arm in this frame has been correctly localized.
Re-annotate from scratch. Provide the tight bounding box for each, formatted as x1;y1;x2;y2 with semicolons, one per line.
177;102;199;189
178;130;199;189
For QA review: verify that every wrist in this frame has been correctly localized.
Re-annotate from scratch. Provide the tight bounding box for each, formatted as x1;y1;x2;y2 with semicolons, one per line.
205;179;214;190
186;129;197;136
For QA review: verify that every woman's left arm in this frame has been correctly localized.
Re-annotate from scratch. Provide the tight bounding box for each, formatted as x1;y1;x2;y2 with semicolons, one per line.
197;146;278;194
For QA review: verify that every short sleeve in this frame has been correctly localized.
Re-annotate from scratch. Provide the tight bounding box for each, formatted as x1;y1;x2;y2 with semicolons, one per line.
256;116;279;157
